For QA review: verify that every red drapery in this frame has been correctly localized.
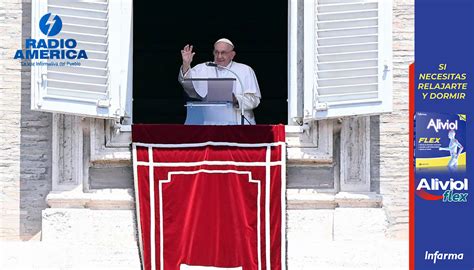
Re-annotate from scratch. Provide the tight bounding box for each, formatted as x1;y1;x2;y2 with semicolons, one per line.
132;125;286;270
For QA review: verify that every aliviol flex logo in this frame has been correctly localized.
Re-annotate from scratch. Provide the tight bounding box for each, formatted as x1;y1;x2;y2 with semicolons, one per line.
426;118;458;133
14;13;87;60
416;177;468;202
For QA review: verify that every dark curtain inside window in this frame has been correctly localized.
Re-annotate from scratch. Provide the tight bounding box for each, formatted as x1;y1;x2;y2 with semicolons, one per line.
133;1;288;124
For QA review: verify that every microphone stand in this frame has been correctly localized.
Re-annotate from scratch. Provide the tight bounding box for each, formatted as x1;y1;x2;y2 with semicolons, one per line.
206;62;246;125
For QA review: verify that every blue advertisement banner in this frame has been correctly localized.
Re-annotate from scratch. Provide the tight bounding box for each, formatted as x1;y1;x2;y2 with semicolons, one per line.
414;0;474;269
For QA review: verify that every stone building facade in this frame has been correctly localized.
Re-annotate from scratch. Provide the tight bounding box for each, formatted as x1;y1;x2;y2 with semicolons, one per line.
0;0;413;268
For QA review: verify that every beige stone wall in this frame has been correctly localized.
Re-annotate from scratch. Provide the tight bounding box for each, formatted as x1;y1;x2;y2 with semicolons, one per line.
0;0;52;240
378;0;414;239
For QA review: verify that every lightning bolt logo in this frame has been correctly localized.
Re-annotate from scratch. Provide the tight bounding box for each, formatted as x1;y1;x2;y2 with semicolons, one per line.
39;13;62;37
45;14;57;36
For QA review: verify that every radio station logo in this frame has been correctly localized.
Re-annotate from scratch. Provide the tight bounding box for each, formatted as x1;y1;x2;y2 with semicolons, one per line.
39;13;62;36
416;177;468;202
13;13;87;61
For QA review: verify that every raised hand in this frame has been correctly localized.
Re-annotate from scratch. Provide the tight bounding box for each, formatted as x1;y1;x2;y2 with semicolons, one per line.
181;44;195;73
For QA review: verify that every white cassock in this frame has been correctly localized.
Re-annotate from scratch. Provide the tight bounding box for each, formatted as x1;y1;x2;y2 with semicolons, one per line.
178;61;261;125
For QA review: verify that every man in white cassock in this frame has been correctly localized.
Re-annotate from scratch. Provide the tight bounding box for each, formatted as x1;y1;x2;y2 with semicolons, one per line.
178;38;261;125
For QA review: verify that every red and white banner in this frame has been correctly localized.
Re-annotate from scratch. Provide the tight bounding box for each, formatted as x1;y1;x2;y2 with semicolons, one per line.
132;125;286;270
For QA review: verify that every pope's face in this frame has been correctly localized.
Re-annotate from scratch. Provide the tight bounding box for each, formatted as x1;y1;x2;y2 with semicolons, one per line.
213;42;235;67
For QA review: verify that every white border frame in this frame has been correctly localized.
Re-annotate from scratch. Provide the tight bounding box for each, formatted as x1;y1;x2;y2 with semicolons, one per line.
288;0;298;124
181;266;243;270
160;170;261;270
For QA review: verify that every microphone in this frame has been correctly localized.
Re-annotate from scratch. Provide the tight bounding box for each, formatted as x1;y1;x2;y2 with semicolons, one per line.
205;61;218;67
205;61;247;125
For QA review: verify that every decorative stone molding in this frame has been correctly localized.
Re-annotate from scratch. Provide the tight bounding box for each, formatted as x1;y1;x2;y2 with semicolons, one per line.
50;116;373;210
90;119;333;166
287;189;337;209
48;115;134;209
334;192;382;208
46;189;134;209
285;120;333;164
286;189;382;210
287;189;382;209
340;116;371;192
51;114;83;192
90;119;131;165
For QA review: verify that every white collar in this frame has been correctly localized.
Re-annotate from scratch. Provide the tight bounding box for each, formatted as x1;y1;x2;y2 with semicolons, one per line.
217;61;233;70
